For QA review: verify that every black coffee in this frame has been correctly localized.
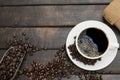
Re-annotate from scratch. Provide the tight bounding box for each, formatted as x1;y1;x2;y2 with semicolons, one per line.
78;28;108;57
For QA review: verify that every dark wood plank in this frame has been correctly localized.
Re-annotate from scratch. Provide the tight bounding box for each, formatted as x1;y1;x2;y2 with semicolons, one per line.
18;74;120;80
1;50;120;74
102;75;120;80
0;50;4;60
0;5;107;27
62;75;120;80
0;0;111;6
0;27;119;49
0;28;71;48
59;75;120;80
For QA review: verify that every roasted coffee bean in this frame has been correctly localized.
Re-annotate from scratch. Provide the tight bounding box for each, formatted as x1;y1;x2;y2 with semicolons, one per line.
22;32;26;36
0;33;41;80
4;60;10;66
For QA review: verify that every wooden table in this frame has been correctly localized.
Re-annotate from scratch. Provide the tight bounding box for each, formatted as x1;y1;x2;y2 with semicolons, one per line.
0;0;120;80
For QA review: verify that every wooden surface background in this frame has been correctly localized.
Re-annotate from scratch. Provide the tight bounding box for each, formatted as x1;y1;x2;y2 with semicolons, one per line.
0;0;120;79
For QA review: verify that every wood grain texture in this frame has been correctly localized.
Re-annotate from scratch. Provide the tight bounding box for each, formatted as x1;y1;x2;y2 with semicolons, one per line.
102;75;120;80
62;75;120;80
0;27;119;49
0;5;107;27
50;75;120;80
0;50;4;60
0;0;111;6
59;75;120;80
0;28;71;48
17;74;120;80
0;50;120;74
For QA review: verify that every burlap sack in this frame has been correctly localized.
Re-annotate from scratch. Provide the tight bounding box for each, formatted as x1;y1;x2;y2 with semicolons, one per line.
103;0;120;30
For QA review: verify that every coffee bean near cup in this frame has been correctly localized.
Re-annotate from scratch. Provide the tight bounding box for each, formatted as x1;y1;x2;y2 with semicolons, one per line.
75;21;119;60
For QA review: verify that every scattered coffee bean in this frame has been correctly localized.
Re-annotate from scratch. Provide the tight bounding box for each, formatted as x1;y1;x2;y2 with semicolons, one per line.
22;32;26;36
20;44;103;80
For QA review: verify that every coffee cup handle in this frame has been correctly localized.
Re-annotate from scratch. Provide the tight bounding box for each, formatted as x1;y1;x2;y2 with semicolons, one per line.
109;43;119;50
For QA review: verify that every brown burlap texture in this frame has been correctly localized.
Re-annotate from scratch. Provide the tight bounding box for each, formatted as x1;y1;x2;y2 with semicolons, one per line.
104;0;120;30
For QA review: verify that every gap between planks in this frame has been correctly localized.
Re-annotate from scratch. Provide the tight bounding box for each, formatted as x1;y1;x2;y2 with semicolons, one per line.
0;3;109;7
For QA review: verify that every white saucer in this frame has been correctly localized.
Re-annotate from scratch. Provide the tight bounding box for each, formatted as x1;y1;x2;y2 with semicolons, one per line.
66;20;119;71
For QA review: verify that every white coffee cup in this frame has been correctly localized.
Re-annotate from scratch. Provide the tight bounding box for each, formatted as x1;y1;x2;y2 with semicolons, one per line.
75;20;119;59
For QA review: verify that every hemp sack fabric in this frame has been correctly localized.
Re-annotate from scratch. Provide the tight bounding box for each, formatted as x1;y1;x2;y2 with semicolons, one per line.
104;0;120;30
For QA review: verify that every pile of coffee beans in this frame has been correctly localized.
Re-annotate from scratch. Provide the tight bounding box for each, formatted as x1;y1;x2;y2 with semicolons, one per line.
0;33;39;80
21;45;103;80
68;37;101;65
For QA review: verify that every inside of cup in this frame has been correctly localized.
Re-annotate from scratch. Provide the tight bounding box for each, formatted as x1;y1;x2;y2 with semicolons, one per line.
77;28;108;58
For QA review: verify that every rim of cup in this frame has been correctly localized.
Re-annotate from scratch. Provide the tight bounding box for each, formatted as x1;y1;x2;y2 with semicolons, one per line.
76;27;110;60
